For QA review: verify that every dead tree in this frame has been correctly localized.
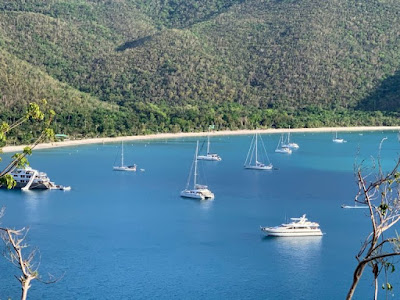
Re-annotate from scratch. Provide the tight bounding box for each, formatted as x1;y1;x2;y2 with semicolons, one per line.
346;156;400;299
0;226;39;300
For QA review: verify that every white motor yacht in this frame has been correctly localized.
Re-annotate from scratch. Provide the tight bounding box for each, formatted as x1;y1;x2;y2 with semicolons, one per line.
260;214;323;237
6;166;71;191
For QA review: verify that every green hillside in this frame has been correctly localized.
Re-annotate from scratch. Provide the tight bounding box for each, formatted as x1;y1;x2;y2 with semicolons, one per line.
0;0;399;141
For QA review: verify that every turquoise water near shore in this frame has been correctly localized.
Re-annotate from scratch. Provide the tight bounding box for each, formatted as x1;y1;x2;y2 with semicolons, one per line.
1;131;399;299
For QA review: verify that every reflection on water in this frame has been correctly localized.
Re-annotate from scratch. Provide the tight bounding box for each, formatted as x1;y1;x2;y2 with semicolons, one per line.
265;236;323;272
184;197;214;211
199;199;214;211
22;190;50;223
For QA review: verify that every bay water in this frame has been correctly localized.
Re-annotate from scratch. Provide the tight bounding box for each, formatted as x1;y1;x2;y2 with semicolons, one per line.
1;131;399;299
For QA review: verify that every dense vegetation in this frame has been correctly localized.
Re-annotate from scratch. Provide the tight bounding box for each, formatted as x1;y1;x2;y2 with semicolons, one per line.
0;0;399;142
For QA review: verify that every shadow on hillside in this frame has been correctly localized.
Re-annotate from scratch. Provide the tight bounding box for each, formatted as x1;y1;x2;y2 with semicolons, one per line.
357;69;400;112
115;36;152;52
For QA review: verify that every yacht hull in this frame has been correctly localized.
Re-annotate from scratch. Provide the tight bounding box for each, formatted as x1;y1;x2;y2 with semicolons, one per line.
13;182;49;189
261;227;323;237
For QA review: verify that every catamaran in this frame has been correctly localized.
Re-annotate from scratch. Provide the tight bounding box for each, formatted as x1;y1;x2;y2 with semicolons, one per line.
244;133;273;170
113;141;137;171
281;126;299;149
275;134;292;154
181;141;214;200
260;214;323;237
332;132;346;143
197;135;221;161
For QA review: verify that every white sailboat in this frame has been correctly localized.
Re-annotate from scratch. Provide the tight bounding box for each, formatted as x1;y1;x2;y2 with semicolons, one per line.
275;135;292;154
281;126;299;149
244;133;273;170
332;132;346;143
181;141;215;200
197;135;221;161
113;141;137;171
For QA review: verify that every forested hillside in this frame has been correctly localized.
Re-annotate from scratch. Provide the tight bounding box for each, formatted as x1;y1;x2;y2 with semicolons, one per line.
0;0;399;142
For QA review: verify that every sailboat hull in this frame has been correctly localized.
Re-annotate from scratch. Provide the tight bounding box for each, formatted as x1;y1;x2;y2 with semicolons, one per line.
244;165;273;170
282;143;299;149
197;154;221;161
275;148;292;154
113;166;136;171
332;139;345;143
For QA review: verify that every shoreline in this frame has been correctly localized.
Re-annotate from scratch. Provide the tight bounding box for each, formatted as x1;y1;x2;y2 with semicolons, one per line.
2;126;400;153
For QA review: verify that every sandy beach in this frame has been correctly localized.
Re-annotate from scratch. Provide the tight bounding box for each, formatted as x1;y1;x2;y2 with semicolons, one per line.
2;126;400;153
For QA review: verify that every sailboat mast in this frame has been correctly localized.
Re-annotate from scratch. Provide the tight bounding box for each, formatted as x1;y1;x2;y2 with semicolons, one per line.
207;134;210;154
194;141;199;188
288;126;291;143
121;141;124;166
255;133;258;163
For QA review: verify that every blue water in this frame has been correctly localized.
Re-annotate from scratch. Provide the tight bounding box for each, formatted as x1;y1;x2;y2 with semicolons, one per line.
0;131;399;299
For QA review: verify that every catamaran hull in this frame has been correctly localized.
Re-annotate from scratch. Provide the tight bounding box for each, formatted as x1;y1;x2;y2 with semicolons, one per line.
180;191;205;200
261;227;323;237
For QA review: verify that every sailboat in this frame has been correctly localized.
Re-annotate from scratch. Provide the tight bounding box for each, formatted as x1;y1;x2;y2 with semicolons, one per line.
281;126;299;149
181;141;215;200
244;133;273;170
113;141;137;171
197;135;221;161
275;135;292;154
332;132;346;143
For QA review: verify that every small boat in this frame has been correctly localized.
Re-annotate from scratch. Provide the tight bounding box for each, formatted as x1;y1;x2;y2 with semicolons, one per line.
332;132;346;143
341;200;368;209
244;133;273;170
113;141;137;171
260;214;323;237
4;166;70;191
197;134;221;161
181;141;214;200
275;135;292;154
341;204;368;209
281;126;299;149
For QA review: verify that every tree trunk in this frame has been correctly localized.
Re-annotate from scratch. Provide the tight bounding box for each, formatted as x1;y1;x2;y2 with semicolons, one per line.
346;262;367;300
21;277;32;300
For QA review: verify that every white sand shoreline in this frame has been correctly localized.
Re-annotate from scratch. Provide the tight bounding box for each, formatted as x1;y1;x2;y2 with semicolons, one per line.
2;126;400;153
